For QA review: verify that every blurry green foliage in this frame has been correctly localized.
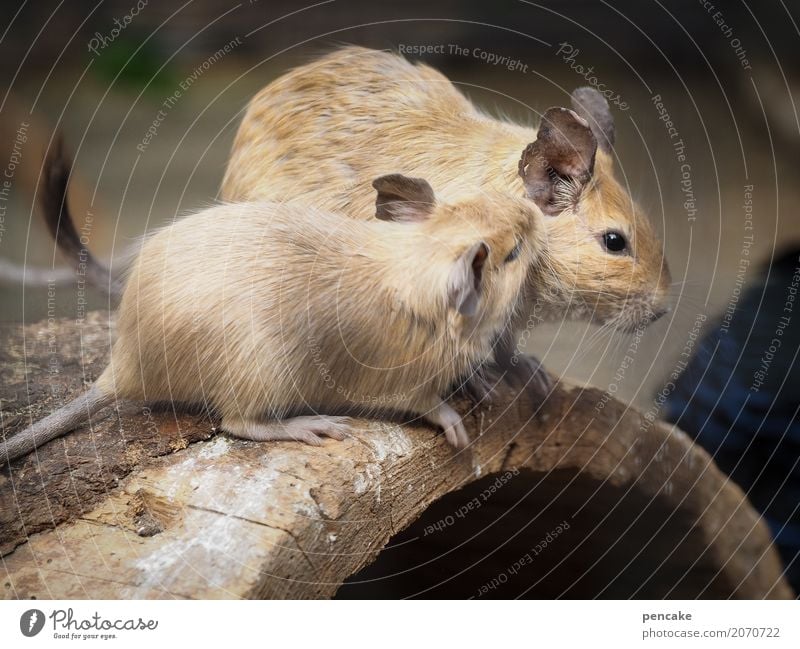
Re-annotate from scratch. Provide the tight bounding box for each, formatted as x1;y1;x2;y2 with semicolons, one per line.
90;34;178;97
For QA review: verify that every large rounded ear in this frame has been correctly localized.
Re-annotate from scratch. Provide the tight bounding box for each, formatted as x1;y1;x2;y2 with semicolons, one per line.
570;86;615;152
518;107;597;216
447;241;489;317
372;174;436;222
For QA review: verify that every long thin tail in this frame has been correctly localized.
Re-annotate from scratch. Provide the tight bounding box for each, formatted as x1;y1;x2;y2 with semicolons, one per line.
0;385;115;463
0;257;75;285
41;136;124;298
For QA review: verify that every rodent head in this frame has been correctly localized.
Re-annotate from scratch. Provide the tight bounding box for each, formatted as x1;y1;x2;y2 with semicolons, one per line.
372;174;539;338
517;88;671;332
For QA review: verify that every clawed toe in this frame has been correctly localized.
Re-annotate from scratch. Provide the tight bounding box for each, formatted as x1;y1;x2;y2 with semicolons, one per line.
505;354;552;406
459;371;495;405
427;400;470;450
444;423;469;449
294;430;325;446
308;416;352;441
221;414;352;446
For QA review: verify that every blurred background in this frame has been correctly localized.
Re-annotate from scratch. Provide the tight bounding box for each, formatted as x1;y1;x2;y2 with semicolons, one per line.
0;0;798;594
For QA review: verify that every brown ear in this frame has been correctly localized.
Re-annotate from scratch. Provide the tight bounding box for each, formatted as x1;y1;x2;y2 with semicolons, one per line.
570;86;615;152
518;107;597;216
447;242;489;317
372;174;436;222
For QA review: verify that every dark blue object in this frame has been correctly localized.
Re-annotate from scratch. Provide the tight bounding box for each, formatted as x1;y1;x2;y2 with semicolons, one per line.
665;247;800;593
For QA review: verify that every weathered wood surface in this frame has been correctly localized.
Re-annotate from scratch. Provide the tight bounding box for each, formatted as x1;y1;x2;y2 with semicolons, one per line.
0;312;793;599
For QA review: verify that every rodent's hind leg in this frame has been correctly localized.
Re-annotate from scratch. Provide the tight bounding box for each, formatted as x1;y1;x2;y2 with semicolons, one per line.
424;400;469;450
220;415;352;446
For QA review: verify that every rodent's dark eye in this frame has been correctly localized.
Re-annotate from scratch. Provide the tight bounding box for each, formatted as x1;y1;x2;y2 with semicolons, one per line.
504;241;522;264
601;231;628;254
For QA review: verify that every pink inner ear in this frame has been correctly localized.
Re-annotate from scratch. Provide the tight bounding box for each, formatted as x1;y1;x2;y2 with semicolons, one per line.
472;243;488;289
518;106;598;215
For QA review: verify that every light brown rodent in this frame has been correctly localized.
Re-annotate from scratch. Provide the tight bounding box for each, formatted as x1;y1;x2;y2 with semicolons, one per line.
0;150;542;463
222;46;672;391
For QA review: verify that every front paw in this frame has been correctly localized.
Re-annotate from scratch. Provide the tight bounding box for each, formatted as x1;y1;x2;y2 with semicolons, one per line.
426;400;471;450
459;370;496;405
502;354;553;407
449;364;501;406
443;417;470;450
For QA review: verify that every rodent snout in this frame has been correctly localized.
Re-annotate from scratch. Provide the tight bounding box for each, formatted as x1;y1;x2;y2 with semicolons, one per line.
618;303;671;334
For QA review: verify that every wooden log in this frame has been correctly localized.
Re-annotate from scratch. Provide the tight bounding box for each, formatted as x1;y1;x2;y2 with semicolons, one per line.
0;312;793;599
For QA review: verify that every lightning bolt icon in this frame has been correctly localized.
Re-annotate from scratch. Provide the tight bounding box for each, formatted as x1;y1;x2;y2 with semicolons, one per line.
28;611;38;632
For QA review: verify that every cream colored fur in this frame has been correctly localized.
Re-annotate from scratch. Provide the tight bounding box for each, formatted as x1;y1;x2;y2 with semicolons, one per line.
94;193;539;443
222;46;671;332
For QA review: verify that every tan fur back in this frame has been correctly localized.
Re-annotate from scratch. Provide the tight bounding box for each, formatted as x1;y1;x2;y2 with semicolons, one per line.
222;46;529;212
221;46;671;329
